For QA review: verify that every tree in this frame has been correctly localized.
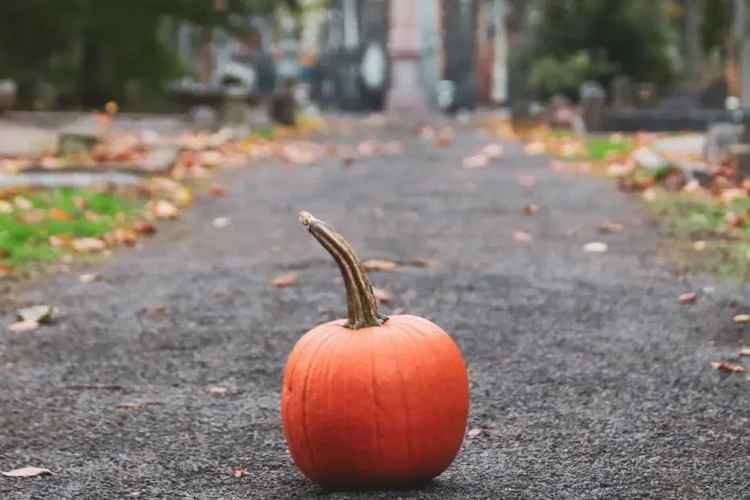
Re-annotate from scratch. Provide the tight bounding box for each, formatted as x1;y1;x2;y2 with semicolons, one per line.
0;0;298;108
525;0;675;99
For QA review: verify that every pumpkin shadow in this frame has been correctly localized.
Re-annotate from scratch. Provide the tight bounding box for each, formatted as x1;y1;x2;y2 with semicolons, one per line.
314;478;443;495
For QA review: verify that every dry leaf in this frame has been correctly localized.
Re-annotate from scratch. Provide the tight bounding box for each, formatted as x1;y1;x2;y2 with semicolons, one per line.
462;154;489;169
49;207;70;221
72;237;106;253
270;272;297;287
147;200;179;220
522;204;539;215
524;141;546;155
78;273;103;283
362;259;400;272
115;403;141;410
693;240;707;252
213;217;230;228
513;231;532;242
8;320;40;333
711;362;745;373
598;223;624;234
583;242;608;253
738;348;750;356
133;221;157;235
341;155;356;167
679;292;697;304
409;258;438;269
1;467;54;478
732;314;750;324
204;385;229;394
17;305;56;324
154;305;167;313
482;144;504;158
467;428;483;437
210;184;227;197
373;288;393;303
231;466;249;478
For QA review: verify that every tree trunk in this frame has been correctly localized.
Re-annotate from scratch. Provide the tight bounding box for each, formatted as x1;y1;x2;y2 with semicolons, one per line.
683;0;705;93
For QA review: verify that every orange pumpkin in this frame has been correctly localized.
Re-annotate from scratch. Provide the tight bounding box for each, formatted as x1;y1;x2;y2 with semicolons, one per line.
281;212;470;488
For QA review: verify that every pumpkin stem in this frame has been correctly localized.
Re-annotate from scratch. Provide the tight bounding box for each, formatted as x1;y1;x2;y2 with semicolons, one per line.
299;211;389;329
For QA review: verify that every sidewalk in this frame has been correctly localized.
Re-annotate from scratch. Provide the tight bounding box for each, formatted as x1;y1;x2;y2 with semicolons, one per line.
1;123;747;499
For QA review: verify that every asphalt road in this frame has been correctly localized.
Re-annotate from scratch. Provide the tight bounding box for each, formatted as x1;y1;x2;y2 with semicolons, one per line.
1;120;749;499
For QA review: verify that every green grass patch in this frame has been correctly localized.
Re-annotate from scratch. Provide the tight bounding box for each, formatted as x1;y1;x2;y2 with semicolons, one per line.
0;187;143;269
585;136;634;161
647;191;750;280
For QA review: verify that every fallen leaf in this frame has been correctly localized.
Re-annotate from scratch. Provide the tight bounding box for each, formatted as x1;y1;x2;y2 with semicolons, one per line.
583;242;608;253
78;273;103;284
105;100;118;114
16;305;56;324
435;136;452;148
482;144;504;158
1;467;54;478
679;292;697;303
518;175;535;187
732;314;750;324
204;385;229;394
362;259;400;272
738;348;750;356
524;141;546;155
231;465;249;478
147;200;179;220
409;258;438;269
210;184;227;197
115;403;141;410
522;204;539;215
711;362;745;373
48;207;69;221
13;196;33;211
72;237;106;253
153;305;167;313
598;223;624;234
133;221;157;235
8;320;40;333
373;288;393;303
462;154;489;169
467;428;483;437
693;240;707;252
213;217;230;228
513;231;532;242
270;272;297;287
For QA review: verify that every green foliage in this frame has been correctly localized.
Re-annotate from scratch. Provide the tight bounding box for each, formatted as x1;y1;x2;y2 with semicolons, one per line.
0;0;298;109
528;0;676;97
529;50;619;100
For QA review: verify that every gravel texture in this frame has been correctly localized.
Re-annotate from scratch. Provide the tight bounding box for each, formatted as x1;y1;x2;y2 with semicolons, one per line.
1;120;749;499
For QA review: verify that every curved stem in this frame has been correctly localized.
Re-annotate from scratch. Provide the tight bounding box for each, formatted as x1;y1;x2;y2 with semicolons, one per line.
300;211;389;329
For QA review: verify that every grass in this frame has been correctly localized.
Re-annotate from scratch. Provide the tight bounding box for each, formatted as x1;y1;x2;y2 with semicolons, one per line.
647;192;750;280
585;136;634;161
0;187;143;270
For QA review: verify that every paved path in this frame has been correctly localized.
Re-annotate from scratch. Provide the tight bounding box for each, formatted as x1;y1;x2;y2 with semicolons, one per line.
1;122;749;499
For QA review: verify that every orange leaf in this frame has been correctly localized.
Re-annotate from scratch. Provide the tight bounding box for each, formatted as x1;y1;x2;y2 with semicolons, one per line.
362;259;400;272
133;222;157;235
679;292;697;304
522;204;539;215
711;362;745;373
48;208;69;221
270;272;297;287
210;184;227;197
598;222;624;234
409;258;438;269
733;314;750;324
230;466;249;478
738;348;750;357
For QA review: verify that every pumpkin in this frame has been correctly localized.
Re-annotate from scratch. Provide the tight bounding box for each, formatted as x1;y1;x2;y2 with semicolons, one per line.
281;211;470;488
